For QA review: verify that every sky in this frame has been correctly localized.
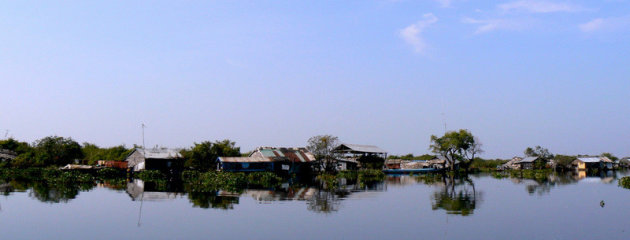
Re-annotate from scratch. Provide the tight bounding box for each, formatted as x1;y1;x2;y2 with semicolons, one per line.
1;0;629;158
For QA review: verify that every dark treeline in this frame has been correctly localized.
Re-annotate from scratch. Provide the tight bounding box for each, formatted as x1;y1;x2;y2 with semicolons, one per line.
0;136;134;168
0;136;242;170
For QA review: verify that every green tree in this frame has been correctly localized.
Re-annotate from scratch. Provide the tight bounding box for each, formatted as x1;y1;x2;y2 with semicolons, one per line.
0;138;33;155
524;146;554;159
553;155;577;170
33;136;83;166
306;135;341;173
82;143;132;164
524;146;553;169
601;152;618;162
182;140;240;171
429;129;483;172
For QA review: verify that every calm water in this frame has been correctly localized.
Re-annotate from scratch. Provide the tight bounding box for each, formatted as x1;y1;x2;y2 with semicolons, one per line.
1;171;630;240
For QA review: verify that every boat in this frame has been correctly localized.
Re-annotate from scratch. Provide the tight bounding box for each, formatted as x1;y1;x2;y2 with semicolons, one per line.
382;168;441;174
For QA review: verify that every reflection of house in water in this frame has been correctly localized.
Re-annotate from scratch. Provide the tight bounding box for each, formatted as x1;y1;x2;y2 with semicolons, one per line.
219;188;318;202
126;179;182;201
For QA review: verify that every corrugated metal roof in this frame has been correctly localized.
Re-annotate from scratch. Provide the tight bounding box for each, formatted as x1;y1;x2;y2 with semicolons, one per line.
336;143;387;154
251;147;315;162
577;157;605;163
136;148;183;159
518;157;540;163
218;156;274;163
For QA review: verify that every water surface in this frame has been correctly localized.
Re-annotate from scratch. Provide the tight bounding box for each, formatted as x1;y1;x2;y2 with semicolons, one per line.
1;171;629;240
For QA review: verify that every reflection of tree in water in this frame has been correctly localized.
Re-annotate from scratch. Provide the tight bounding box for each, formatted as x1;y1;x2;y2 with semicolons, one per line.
187;191;239;210
29;182;95;203
431;175;481;216
307;189;342;213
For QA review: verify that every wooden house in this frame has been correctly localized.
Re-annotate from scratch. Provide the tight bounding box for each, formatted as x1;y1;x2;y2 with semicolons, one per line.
333;143;387;169
571;157;613;170
385;159;404;169
217;156;285;172
498;157;522;170
336;158;359;171
125;148;184;172
0;149;16;162
516;157;546;170
249;147;315;173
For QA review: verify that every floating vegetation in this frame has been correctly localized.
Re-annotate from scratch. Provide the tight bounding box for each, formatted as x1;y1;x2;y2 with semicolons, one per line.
182;170;283;192
618;176;630;189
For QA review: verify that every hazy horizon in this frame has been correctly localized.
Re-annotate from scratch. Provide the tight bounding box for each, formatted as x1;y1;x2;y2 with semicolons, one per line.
2;1;629;158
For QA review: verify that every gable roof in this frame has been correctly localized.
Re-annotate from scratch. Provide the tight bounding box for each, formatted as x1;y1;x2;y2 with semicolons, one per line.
576;157;613;163
252;147;315;162
334;143;387;154
134;148;182;159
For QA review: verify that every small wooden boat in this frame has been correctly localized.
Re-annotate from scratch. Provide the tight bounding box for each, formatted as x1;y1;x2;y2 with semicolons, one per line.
382;168;441;174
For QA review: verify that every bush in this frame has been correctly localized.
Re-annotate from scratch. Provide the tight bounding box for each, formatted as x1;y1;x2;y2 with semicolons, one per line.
97;168;125;179
136;170;166;181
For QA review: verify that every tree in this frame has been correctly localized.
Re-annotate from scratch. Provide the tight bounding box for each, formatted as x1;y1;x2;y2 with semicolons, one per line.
429;129;483;172
81;143;132;165
306;135;340;173
524;146;554;169
182;140;241;171
524;146;554;159
33;136;83;166
553;155;577;170
601;152;618;162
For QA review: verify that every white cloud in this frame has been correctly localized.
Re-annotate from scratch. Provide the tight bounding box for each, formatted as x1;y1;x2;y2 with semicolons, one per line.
434;0;452;8
579;18;604;32
400;13;438;53
498;0;585;13
462;17;527;34
579;16;630;33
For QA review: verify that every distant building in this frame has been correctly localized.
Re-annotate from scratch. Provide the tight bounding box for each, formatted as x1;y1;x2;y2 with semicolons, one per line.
0;149;17;162
125;148;184;172
426;156;455;169
516;157;546;170
499;157;522;170
572;156;613;170
217;156;279;172
333;143;387;170
97;160;128;169
336;158;359;171
385;159;404;169
333;143;388;159
248;147;315;173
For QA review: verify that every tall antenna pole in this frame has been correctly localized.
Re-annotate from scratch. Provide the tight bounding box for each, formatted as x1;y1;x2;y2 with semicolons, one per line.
4;130;8;139
141;123;146;150
441;97;447;133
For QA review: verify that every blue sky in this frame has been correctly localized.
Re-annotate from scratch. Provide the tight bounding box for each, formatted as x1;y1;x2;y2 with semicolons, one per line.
1;0;629;158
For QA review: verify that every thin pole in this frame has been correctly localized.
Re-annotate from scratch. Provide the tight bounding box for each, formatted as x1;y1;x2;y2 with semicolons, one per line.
441;96;447;133
141;123;146;150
